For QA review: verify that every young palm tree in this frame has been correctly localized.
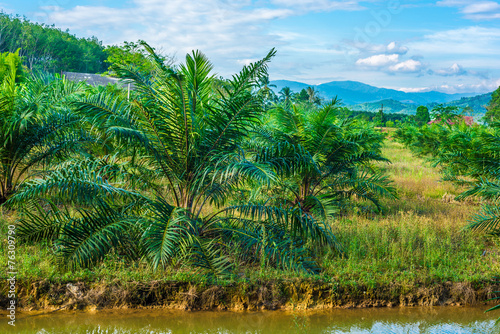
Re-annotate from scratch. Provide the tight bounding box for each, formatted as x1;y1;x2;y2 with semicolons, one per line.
15;43;337;276
0;52;88;204
249;99;396;218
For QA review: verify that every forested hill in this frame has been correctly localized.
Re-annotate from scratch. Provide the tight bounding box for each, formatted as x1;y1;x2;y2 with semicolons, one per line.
0;13;108;73
272;79;493;115
442;92;492;113
348;93;492;115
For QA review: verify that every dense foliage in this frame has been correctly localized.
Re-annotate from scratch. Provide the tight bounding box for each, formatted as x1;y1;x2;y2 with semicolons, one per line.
485;86;500;124
1;44;395;278
340;109;410;125
394;106;500;317
0;51;89;203
250;100;395;216
0;13;171;75
0;13;107;73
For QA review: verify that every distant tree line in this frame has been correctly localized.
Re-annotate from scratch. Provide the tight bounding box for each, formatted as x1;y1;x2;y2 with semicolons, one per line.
0;13;107;73
341;109;410;126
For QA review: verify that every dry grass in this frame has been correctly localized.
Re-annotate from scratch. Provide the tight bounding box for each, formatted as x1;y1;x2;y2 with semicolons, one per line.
320;139;500;286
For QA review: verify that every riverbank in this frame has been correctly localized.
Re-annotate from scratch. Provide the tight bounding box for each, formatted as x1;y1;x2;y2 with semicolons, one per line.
1;140;499;311
3;278;499;312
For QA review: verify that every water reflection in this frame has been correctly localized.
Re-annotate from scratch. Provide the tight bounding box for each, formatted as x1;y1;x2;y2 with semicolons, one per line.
3;307;499;334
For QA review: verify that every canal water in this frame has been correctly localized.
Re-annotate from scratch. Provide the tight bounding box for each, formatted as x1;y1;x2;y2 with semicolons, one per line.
3;306;499;333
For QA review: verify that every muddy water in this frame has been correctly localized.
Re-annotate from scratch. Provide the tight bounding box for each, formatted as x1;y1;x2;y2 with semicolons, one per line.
3;307;499;333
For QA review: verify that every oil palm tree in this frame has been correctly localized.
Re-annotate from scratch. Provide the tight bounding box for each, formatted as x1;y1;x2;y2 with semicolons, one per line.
395;119;500;321
249;99;396;218
15;43;337;276
0;51;88;204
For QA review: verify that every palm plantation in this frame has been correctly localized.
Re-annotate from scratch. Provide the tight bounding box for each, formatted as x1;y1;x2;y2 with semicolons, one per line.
5;43;395;278
3;39;498;318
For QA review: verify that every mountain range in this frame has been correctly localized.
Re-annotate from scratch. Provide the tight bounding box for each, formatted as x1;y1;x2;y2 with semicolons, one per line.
270;80;492;114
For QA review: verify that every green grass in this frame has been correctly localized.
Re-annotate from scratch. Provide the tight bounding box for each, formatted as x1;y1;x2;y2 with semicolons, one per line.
323;213;499;287
0;139;498;289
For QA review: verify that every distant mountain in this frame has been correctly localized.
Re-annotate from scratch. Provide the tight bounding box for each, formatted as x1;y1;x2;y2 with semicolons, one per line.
270;79;492;115
441;92;492;114
349;93;492;116
271;80;477;106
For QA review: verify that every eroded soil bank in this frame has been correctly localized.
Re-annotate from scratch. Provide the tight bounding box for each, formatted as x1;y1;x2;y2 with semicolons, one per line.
2;279;498;312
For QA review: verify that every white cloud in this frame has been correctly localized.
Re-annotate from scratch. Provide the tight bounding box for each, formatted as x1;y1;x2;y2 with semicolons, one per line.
388;59;424;73
437;0;500;20
32;0;366;77
397;78;500;94
356;54;399;67
355;53;425;74
344;40;408;56
237;58;260;66
463;2;500;14
433;63;467;76
386;42;408;55
396;86;432;93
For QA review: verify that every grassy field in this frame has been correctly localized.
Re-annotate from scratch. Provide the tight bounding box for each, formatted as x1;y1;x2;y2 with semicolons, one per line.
1;139;498;289
323;139;499;287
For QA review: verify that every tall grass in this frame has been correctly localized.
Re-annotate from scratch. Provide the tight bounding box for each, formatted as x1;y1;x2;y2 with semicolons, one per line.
322;139;499;286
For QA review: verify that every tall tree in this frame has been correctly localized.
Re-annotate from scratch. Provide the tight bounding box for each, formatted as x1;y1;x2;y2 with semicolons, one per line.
104;40;173;76
0;13;108;73
279;86;293;104
415;105;430;126
256;75;277;105
306;86;321;105
485;86;500;124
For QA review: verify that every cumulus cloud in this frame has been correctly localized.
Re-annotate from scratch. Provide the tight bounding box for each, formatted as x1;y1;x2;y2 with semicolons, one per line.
356;53;424;74
388;59;424;73
356;54;399;67
432;63;468;76
437;0;500;20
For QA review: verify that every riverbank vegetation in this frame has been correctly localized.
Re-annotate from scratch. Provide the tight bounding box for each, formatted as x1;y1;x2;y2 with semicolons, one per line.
1;38;500;310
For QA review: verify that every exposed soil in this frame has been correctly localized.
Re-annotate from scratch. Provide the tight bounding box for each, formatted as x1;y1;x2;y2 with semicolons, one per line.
2;279;498;312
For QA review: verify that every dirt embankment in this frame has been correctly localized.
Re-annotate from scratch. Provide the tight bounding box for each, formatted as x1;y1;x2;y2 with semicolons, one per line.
1;279;499;312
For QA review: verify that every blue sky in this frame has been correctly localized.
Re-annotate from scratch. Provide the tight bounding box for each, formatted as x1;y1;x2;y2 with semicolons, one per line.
3;0;500;94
